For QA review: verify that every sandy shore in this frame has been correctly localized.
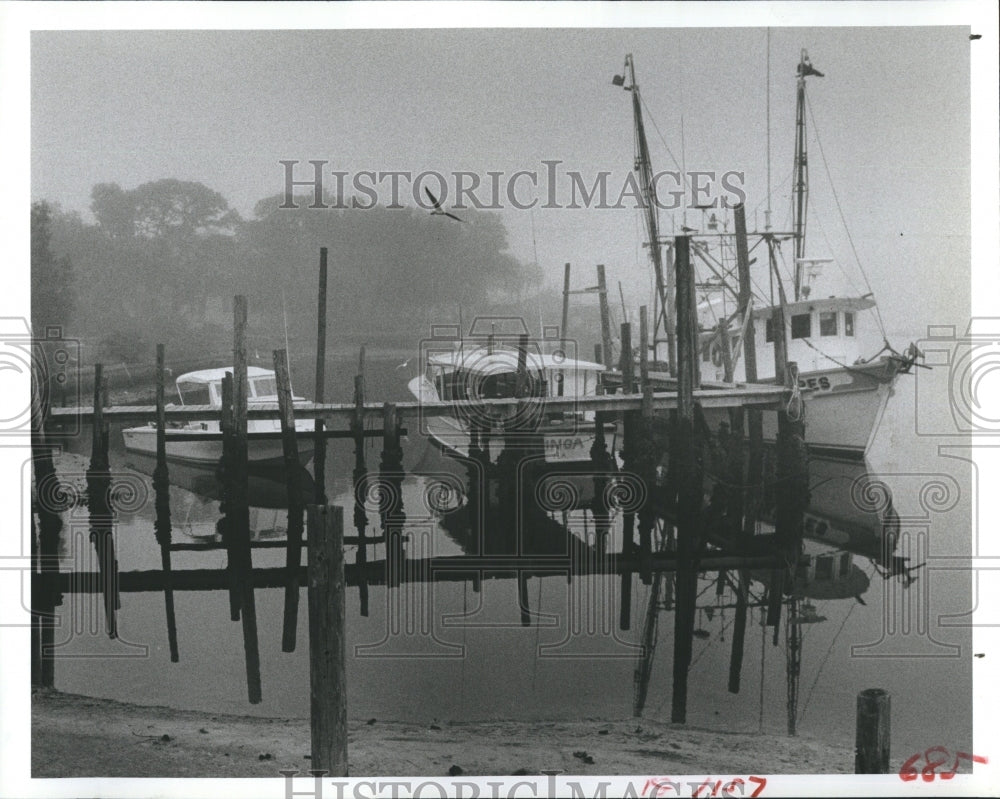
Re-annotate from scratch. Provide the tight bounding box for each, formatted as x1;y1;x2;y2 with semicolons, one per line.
32;689;855;778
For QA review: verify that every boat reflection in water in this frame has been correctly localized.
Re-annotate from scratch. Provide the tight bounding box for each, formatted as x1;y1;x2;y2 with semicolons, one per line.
755;454;921;606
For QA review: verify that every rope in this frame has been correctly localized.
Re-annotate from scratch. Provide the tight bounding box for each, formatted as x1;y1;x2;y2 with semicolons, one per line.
798;562;878;723
786;378;804;422
806;94;889;341
798;336;902;381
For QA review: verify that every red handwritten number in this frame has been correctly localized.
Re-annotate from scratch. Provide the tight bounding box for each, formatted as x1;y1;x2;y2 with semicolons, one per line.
922;746;949;781
692;780;713;798
723;779;745;796
899;752;921;782
899;748;988;782
748;775;767;797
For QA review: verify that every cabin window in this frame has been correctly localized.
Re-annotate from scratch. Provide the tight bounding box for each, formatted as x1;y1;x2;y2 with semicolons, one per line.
176;382;211;406
790;313;811;339
819;311;838;336
764;318;774;343
844;312;855;337
701;341;712;362
814;555;834;580
251;376;277;397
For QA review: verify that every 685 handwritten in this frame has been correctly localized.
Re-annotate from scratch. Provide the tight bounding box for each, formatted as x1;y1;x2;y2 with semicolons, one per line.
899;747;987;782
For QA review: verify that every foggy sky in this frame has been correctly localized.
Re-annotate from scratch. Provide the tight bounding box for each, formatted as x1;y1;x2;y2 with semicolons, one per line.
30;25;972;341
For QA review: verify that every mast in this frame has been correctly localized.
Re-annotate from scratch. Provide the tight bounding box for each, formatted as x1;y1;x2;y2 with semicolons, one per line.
792;49;823;301
615;55;675;375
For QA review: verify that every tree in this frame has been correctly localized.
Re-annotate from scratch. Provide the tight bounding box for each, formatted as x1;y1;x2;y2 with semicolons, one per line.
31;201;74;333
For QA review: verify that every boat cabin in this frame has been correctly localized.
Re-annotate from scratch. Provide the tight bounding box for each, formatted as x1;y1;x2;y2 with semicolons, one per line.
425;347;605;403
699;296;876;382
174;366;283;407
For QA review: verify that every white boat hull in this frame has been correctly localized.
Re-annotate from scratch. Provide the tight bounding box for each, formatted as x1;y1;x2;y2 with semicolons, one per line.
705;359;898;461
122;420;315;468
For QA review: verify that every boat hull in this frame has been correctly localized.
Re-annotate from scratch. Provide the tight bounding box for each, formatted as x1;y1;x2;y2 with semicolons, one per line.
705;359;898;461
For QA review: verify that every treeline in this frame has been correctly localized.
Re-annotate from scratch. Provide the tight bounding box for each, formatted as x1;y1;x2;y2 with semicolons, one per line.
32;179;552;368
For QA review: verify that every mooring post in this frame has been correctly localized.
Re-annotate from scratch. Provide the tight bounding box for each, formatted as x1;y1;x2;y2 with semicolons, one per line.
729;203;760;693
275;349;305;653
597;264;615;371
515;333;529;399
671;234;701;724
31;390;62;688
636;306;655;585
855;688;890;774
86;364;119;638
619;321;635;628
589;382;612;554
154;345;179;661
307;504;348;776
314;247;329;505
233;295;263;704
518;571;531;627
380;403;405;589
560;262;571;395
352;347;370;617
220;373;241;622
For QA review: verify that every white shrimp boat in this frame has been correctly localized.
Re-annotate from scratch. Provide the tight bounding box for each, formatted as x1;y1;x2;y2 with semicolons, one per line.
616;51;918;462
407;344;616;466
122;366;315;473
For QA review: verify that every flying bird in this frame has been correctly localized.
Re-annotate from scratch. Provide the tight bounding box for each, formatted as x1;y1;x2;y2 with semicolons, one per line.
424;187;465;223
680;225;698;233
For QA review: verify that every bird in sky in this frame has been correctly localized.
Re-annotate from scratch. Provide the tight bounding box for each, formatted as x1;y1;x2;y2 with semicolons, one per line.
424;187;465;223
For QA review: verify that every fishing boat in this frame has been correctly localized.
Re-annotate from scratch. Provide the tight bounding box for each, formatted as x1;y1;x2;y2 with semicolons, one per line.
407;331;618;506
122;366;316;497
614;51;919;462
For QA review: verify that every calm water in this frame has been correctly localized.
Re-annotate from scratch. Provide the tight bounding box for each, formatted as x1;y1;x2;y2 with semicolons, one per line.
50;346;973;765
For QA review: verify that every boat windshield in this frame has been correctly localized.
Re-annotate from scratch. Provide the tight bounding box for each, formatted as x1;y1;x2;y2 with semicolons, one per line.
176;381;212;406
251;375;277;397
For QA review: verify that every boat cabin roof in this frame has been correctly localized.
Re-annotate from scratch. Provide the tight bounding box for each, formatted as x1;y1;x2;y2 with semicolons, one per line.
428;347;605;375
176;366;274;385
750;296;875;321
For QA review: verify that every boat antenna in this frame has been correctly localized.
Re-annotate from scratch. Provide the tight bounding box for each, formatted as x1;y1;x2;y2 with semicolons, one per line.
766;28;772;231
458;304;465;366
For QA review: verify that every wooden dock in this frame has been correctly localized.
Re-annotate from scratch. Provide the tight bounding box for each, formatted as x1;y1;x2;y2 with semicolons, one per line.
31;225;810;766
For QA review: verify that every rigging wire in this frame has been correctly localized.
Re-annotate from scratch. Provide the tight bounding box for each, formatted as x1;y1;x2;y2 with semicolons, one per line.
797;562;879;723
806;94;889;341
639;93;693;196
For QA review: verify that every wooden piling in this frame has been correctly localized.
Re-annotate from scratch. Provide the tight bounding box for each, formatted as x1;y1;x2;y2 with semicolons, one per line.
619;321;635;628
597;264;615;371
233;296;263;704
561;262;571;394
220;374;241;622
636;306;654;584
728;204;757;693
515;333;529;399
518;572;531;627
275;349;305;652
352;348;370;617
31;391;62;688
86;364;119;638
855;688;890;774
314;247;329;505
153;345;179;661
380;403;405;588
671;234;701;724
307;504;348;776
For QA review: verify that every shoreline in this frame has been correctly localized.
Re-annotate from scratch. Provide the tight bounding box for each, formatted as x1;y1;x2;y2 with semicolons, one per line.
32;688;856;778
